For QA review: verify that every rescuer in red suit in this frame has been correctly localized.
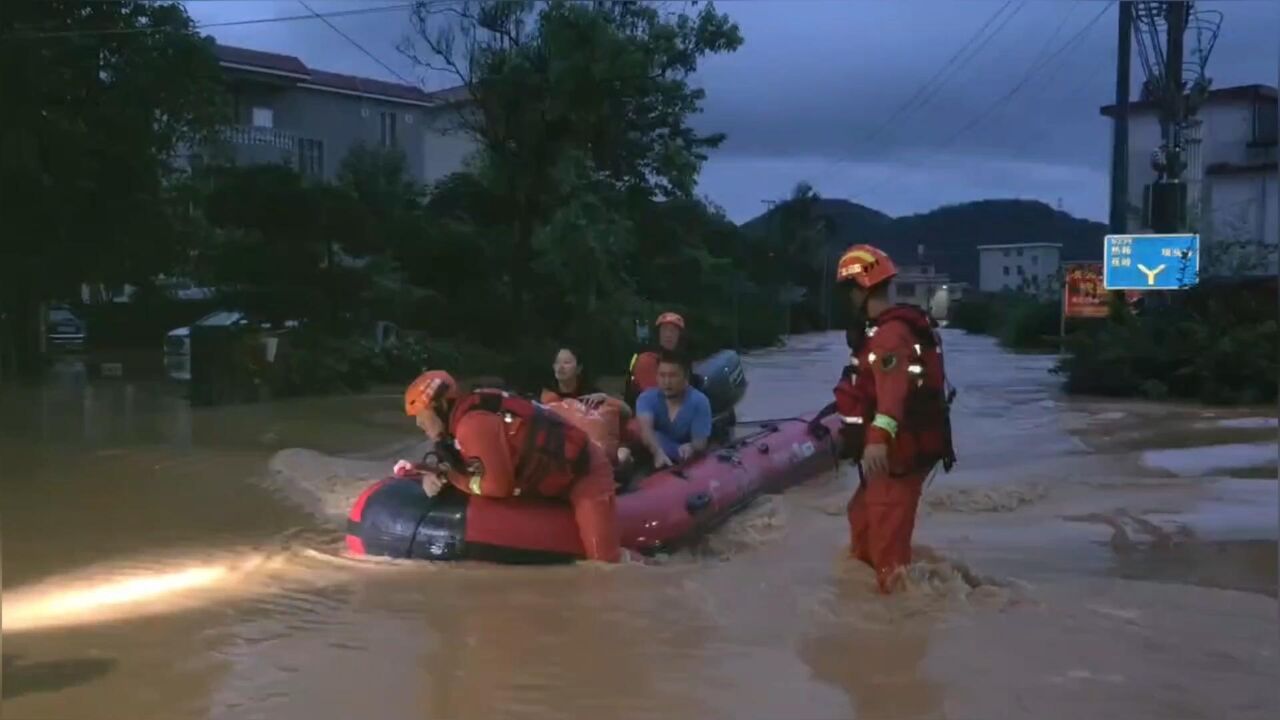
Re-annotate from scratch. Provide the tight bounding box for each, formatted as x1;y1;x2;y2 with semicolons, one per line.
831;244;957;593
396;370;622;563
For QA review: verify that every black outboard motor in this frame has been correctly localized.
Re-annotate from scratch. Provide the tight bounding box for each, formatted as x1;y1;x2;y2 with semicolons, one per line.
693;350;748;443
346;478;469;560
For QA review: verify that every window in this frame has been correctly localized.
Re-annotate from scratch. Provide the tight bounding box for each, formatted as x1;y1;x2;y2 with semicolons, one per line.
1003;266;1010;276
380;111;398;147
251;106;274;128
1017;265;1025;276
896;282;916;296
1253;99;1278;146
1016;248;1024;257
1002;249;1010;257
1031;255;1039;266
298;139;325;178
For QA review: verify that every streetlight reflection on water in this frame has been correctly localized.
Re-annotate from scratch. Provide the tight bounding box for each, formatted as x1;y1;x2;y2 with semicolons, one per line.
3;546;415;634
4;552;295;634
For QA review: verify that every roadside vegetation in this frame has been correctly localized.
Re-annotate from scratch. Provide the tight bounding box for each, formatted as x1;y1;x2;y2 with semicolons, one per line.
949;292;1061;351
2;1;846;397
1053;243;1279;405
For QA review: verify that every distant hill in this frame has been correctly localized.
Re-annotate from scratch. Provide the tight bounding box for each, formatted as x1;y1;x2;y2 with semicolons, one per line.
742;198;1107;286
740;197;893;239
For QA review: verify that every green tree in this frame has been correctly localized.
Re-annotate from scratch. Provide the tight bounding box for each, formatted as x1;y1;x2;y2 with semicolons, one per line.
336;143;426;258
0;0;225;377
747;182;837;332
400;0;743;345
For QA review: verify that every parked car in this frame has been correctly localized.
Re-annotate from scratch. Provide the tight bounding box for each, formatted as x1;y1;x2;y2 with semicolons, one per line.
47;305;87;349
163;310;298;381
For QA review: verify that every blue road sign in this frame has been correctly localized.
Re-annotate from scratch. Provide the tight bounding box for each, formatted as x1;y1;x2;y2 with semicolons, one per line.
1102;234;1200;291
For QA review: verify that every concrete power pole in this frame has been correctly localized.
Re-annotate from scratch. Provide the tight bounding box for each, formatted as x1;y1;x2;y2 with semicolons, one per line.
1144;1;1191;233
1133;1;1223;235
1110;0;1131;238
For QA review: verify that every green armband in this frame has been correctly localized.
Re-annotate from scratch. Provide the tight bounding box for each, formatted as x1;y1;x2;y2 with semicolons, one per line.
872;413;898;438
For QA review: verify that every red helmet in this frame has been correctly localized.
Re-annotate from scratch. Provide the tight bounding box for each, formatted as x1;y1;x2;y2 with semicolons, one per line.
655;312;685;330
404;370;459;417
835;244;897;290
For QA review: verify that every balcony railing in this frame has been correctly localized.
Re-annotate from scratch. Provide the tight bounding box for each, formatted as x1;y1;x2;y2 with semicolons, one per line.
210;125;325;178
220;125;298;150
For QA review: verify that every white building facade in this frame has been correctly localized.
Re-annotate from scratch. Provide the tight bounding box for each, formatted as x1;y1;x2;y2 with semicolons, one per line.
1101;84;1278;277
976;243;1062;298
889;264;951;310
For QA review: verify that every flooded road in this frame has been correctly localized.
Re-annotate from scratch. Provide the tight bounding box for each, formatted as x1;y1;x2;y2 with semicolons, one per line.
3;331;1277;719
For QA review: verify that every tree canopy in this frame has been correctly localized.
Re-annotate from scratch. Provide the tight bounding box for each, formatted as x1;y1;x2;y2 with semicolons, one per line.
1;0;224;375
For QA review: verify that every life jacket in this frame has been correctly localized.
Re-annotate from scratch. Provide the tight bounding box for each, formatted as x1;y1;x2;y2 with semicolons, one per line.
542;396;624;460
853;305;957;475
626;350;661;405
450;390;591;498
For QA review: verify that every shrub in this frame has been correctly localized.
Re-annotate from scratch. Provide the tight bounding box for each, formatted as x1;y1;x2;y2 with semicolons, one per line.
1053;279;1278;404
950;292;1059;350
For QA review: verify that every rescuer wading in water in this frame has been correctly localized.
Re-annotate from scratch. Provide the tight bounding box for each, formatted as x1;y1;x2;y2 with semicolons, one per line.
830;244;957;593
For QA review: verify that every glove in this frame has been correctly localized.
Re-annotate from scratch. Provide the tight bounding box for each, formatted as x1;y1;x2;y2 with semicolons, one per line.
392;459;419;477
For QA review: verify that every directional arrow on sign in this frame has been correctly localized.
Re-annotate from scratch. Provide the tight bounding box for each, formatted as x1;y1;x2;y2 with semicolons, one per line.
1137;263;1166;286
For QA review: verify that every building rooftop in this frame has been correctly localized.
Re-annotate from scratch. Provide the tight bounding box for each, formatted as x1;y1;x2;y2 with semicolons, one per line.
212;42;467;108
975;243;1063;250
1099;83;1276;118
1206;161;1278;176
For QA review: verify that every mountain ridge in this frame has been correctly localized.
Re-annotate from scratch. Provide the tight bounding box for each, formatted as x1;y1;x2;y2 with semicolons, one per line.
741;198;1107;286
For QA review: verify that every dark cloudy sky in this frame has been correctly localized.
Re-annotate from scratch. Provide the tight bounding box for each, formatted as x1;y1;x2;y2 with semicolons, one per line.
187;0;1278;222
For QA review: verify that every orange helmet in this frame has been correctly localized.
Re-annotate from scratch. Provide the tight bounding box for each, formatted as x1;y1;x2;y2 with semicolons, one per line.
655;312;685;330
835;244;897;289
404;370;460;417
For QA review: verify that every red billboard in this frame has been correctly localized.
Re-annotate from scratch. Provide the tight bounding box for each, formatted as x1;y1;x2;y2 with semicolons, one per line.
1063;262;1139;319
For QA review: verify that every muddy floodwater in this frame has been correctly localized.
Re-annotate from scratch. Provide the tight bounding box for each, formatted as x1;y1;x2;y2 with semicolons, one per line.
2;331;1277;720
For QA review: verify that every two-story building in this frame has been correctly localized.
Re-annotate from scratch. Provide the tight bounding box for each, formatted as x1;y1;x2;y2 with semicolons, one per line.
1101;84;1278;276
976;243;1062;297
203;44;474;186
889;263;952;311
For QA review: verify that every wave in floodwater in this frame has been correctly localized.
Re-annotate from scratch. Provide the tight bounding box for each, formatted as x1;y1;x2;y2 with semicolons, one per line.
1;496;818;638
0;537;429;635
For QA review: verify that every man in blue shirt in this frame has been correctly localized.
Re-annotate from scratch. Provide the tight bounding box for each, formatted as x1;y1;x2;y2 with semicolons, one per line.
635;350;712;468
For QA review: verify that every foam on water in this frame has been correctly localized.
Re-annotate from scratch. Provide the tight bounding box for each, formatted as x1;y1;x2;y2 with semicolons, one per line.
1140;442;1278;477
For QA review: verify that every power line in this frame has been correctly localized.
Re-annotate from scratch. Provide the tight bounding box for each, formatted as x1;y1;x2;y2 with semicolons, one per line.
296;0;416;86
857;0;1021;150
805;0;1026;194
1005;37;1115;159
1025;0;1080;72
5;3;414;40
937;1;1116;152
851;0;1116;203
889;0;1030;124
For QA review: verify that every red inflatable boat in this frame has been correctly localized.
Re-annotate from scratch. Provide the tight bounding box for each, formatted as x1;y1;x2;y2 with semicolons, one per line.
346;410;843;563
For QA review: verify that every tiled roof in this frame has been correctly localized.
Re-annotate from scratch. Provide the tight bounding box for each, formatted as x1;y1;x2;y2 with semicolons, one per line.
213;43;309;76
307;69;432;104
212;42;465;106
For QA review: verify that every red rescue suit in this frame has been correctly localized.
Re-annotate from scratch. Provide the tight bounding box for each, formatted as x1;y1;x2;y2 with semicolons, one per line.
446;391;621;562
832;305;956;592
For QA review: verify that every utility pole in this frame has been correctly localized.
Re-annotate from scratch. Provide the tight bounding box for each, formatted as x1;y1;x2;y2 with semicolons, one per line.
1163;1;1186;184
1109;1;1132;236
1149;1;1188;232
759;198;780;345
